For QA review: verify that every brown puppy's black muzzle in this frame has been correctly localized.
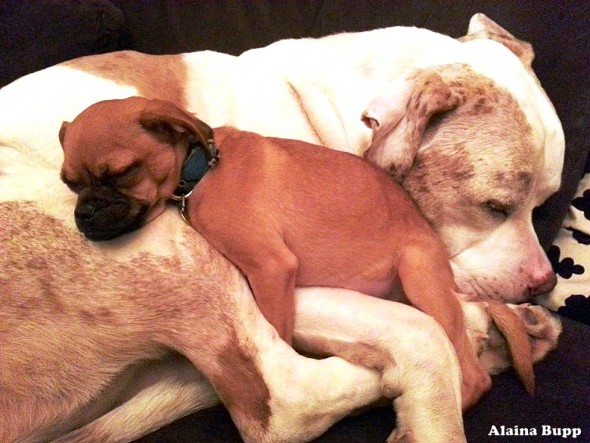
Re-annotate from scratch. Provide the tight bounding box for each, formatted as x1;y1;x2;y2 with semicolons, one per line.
74;185;150;241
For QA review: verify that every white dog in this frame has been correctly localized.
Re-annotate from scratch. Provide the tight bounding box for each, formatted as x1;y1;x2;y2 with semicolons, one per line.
0;13;563;443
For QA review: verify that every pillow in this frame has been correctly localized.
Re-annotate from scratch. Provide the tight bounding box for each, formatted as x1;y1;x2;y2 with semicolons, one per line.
537;160;590;325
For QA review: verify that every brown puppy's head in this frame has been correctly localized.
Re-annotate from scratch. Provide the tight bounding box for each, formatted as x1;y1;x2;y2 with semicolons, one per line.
59;97;209;241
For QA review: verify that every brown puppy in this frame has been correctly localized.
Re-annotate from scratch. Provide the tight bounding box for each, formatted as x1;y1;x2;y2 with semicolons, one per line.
60;96;491;409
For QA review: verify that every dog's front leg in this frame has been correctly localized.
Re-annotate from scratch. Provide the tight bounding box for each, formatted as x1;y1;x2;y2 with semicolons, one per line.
294;287;466;443
241;247;299;344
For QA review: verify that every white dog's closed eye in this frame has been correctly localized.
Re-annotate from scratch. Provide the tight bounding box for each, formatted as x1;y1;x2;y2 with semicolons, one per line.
361;68;458;182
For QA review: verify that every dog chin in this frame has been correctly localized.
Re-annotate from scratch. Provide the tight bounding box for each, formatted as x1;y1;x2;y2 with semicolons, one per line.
76;209;150;241
454;276;532;304
78;223;141;241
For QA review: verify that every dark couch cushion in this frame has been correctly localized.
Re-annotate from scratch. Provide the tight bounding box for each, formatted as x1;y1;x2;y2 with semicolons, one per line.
0;0;126;87
110;0;327;56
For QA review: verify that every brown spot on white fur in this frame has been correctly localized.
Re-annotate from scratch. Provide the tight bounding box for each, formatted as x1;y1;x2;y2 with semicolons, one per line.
362;68;459;180
63;51;188;109
403;64;535;235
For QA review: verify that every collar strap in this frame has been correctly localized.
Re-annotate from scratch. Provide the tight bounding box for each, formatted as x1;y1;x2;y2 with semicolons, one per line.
171;119;219;200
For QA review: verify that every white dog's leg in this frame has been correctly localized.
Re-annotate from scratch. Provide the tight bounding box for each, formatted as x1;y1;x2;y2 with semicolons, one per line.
53;356;219;443
182;282;384;443
294;287;466;443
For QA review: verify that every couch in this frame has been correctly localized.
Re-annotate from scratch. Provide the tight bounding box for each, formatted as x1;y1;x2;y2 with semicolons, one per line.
1;1;588;441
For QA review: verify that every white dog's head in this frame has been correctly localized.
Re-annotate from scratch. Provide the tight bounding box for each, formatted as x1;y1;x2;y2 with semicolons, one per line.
362;15;565;303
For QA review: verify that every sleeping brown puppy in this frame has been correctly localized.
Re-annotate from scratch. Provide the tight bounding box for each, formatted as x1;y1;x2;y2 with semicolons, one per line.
59;96;491;409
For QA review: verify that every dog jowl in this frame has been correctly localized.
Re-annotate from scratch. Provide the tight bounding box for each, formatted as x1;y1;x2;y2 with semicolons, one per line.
70;183;150;240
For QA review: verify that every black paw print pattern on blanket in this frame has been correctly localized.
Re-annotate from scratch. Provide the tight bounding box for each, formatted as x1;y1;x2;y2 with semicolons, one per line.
538;163;590;325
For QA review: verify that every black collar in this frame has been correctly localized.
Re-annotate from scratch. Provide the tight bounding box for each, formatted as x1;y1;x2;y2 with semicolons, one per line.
171;121;219;201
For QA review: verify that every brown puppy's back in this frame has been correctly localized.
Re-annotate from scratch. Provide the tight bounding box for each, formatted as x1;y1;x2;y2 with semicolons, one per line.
188;126;442;299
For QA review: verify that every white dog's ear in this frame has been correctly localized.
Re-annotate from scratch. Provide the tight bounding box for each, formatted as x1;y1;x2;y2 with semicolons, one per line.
139;99;210;147
361;69;458;181
59;121;70;148
460;13;535;68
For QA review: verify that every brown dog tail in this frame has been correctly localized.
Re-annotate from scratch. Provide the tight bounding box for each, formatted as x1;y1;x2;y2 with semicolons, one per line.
487;300;535;396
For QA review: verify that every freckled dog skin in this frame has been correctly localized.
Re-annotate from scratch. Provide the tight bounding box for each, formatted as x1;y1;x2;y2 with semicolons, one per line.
0;201;272;442
59;97;491;409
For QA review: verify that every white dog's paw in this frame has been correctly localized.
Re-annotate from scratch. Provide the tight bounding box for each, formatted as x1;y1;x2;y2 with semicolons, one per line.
507;303;562;362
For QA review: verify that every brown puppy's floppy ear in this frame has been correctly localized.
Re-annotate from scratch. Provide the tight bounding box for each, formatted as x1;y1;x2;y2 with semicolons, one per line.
459;13;535;68
361;69;458;181
138;99;211;147
59;121;70;148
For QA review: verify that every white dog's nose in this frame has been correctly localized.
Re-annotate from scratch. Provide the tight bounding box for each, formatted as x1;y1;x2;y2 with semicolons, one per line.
528;271;557;297
523;242;557;299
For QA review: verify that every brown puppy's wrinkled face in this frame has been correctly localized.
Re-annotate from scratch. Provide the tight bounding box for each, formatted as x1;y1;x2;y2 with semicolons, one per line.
363;64;564;303
59;97;195;240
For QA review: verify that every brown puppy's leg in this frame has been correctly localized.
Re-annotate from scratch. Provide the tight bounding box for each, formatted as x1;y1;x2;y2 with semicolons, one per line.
242;245;299;345
486;301;535;395
397;243;491;410
190;198;299;344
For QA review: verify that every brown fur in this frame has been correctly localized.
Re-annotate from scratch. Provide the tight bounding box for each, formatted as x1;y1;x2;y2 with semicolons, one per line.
60;97;492;409
63;51;188;108
362;68;460;180
486;301;535;395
